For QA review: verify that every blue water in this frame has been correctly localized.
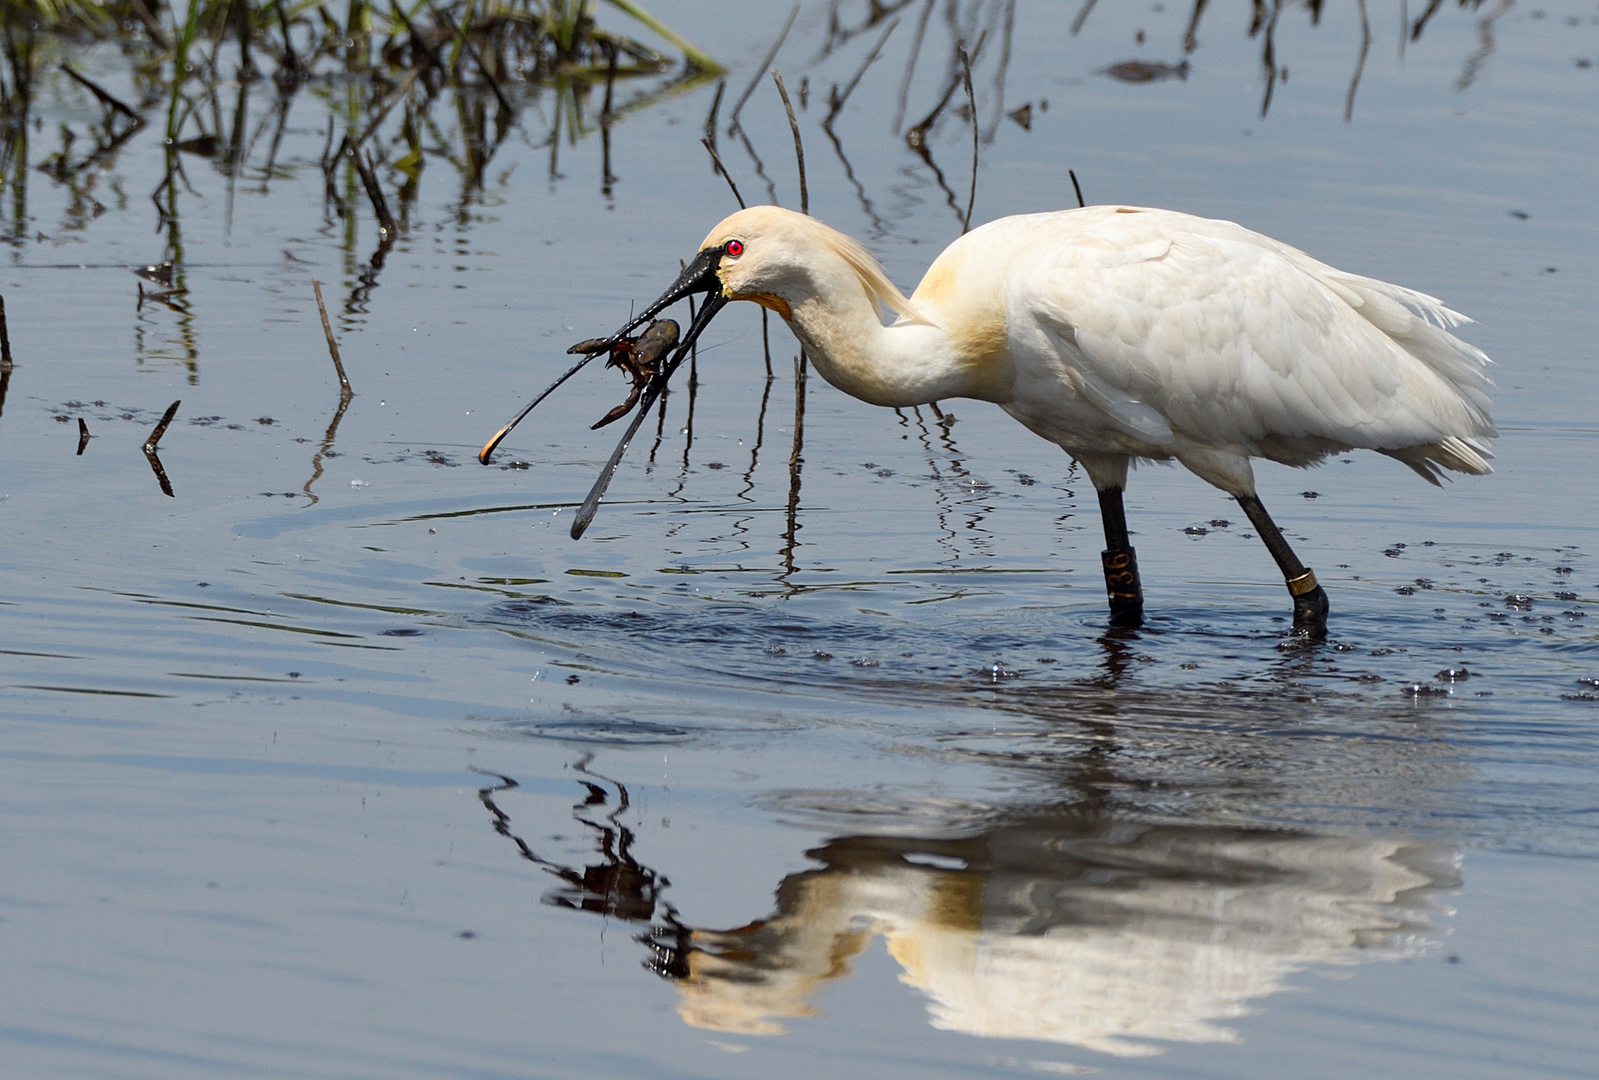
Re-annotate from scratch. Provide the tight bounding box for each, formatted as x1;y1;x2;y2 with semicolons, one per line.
1;2;1596;1076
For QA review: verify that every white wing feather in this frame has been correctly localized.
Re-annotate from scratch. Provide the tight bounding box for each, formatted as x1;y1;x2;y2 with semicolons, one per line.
1002;208;1495;481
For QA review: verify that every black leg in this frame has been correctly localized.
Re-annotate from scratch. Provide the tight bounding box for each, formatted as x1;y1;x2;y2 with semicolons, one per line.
1235;493;1329;636
1097;487;1143;627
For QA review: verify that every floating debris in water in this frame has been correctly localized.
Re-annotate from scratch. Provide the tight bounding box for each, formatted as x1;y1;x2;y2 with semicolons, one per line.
1505;593;1534;610
1437;666;1471;681
981;661;1021;682
134;261;174;285
1098;59;1190;83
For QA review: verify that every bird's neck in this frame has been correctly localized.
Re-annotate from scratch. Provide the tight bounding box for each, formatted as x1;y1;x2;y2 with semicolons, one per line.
783;283;1011;409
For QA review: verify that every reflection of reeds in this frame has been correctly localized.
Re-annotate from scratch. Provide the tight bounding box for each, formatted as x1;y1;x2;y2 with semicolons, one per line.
2;0;719;486
2;0;719;259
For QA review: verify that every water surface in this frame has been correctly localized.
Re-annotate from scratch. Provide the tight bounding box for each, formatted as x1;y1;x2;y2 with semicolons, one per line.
2;2;1597;1077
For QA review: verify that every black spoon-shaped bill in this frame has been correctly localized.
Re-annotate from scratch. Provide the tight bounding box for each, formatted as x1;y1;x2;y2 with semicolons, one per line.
570;292;728;539
478;353;598;464
477;245;726;465
611;245;724;342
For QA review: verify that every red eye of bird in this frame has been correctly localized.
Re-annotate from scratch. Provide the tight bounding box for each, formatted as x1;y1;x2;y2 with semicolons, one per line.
725;239;744;257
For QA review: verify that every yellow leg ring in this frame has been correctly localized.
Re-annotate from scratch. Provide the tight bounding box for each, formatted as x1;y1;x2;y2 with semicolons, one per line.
1286;569;1320;597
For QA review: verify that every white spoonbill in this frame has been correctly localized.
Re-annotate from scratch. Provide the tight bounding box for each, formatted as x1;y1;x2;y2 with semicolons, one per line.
583;204;1497;636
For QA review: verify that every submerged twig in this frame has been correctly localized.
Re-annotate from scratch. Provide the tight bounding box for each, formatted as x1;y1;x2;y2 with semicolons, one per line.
352;150;397;236
821;118;888;234
771;70;807;214
1346;0;1371;122
905;29;986;150
728;3;798;134
144;401;180;497
1071;0;1099;35
700;137;746;208
1184;0;1212;54
1069;168;1086;208
780;352;807;583
76;418;90;455
1410;0;1445;43
311;279;354;400
0;295;11;371
982;0;1017;144
62;64;144;128
601;43;618;196
145;449;175;497
733;124;779;205
428;1;514;115
762;309;772;379
1259;0;1282;119
826;17;899;128
703;78;725;149
1455;0;1511;93
894;0;937;134
144;399;181;453
959;45;976;233
277;1;303;78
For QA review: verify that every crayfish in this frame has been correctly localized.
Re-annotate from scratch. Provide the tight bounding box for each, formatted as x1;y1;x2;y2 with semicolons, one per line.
567;319;681;430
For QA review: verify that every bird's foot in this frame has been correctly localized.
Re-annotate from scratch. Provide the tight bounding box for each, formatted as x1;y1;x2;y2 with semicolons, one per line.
1287;570;1329;638
1102;548;1144;628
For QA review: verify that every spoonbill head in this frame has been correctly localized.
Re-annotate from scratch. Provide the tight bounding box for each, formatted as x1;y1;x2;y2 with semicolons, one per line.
588;204;1497;637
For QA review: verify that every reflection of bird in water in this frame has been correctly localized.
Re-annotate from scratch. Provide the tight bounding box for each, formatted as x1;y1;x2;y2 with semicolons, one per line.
611;205;1496;635
478;768;1457;1056
667;825;1457;1054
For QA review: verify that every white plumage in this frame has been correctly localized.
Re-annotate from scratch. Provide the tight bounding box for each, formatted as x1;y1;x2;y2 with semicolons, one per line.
702;204;1495;498
631;202;1496;632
